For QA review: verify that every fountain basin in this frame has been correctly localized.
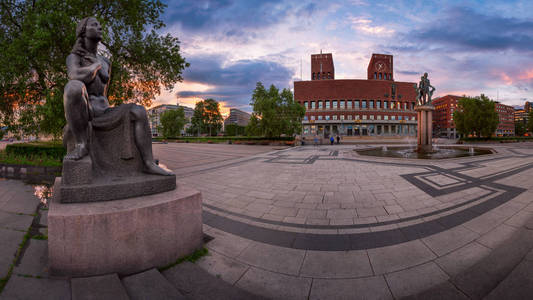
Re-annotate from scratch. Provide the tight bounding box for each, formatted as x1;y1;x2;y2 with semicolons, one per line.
356;146;493;159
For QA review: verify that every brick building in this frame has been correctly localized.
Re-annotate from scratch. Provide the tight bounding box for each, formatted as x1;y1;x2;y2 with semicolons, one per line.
495;102;515;136
433;95;461;138
432;95;515;137
294;53;418;138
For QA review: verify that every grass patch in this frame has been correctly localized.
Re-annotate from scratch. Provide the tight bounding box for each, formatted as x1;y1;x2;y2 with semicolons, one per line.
32;235;47;240
159;247;209;272
0;149;62;167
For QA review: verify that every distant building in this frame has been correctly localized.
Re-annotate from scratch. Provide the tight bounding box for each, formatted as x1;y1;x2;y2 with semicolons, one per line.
525;101;532;113
433;95;514;137
432;95;461;138
294;53;418;138
148;103;194;137
224;108;251;128
495;102;515;136
514;101;531;131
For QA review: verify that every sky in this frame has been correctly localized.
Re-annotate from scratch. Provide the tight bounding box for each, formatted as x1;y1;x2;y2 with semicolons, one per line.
154;0;533;115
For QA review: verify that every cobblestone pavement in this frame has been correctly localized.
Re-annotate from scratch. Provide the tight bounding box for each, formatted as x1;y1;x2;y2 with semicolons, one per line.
169;143;533;299
1;143;533;299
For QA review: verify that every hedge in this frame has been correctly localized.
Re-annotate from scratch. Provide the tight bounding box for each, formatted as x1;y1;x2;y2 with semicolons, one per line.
153;136;295;142
5;141;66;160
460;136;533;142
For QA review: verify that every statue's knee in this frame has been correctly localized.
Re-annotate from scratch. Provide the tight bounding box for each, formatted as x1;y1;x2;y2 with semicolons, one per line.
64;80;86;103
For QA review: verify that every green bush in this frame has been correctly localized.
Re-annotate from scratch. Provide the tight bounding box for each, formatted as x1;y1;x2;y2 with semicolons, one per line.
460;136;533;142
5;141;66;160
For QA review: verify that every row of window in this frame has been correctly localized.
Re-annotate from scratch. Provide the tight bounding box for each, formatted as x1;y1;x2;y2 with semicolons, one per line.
312;72;333;80
304;115;416;121
303;100;415;110
373;72;392;80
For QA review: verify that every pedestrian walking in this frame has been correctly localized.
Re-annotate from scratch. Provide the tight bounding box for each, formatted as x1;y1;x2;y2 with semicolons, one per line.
314;136;318;146
336;135;340;144
330;136;334;145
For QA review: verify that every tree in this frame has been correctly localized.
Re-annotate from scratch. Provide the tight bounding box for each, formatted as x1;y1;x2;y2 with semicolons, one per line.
515;122;526;136
159;108;186;138
245;115;261;136
527;110;533;133
224;124;245;136
453;95;499;138
249;82;305;138
0;0;188;137
190;99;223;136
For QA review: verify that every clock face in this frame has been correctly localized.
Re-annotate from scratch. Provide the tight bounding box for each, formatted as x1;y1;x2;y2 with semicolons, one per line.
375;62;385;71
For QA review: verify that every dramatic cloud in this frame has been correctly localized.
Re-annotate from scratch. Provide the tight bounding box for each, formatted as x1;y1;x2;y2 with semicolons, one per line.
175;55;293;110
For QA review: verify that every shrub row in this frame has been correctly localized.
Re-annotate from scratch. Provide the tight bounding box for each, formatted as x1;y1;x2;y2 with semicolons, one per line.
153;136;295;142
460;136;533;142
5;141;66;160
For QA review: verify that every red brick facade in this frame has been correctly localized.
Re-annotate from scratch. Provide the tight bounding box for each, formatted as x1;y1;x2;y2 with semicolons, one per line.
432;95;515;137
294;53;417;137
433;95;461;138
495;102;515;136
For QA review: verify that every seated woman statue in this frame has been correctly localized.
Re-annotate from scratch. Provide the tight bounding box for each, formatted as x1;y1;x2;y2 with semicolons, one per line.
63;17;172;176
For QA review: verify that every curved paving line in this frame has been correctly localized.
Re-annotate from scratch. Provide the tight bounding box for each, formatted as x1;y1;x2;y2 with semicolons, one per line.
203;147;532;251
203;182;523;251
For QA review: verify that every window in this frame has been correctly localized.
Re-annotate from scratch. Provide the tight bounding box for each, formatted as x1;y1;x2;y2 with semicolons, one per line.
332;100;337;108
333;115;338;120
340;115;345;120
325;115;330;120
384;115;389;120
311;101;315;109
391;116;395;120
348;115;353;120
303;101;308;109
362;100;367;109
354;100;360;109
312;73;315;80
362;115;367;120
377;115;382;120
384;101;388;109
355;115;360;120
325;100;330;109
318;115;323;120
317;73;320;79
340;100;345;109
397;102;401;109
403;102;407;110
374;72;377;79
412;116;416;121
318;101;323;109
347;100;352;109
328;72;331;79
391;102;394;109
370;115;375;120
398;116;402;120
379;73;382;80
376;101;381;109
304;116;308;121
369;100;374;109
311;115;315;120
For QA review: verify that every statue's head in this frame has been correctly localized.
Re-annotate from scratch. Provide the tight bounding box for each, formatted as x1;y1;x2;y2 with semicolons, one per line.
76;17;102;41
72;17;101;56
424;72;428;78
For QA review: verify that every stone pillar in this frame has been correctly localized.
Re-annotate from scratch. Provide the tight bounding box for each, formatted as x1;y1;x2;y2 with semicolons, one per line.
415;105;435;153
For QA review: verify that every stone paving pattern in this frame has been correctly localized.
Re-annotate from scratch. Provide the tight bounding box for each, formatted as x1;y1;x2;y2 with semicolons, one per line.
1;142;533;299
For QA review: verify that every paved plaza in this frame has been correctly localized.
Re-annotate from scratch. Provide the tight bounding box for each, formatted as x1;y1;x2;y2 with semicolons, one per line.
1;142;533;299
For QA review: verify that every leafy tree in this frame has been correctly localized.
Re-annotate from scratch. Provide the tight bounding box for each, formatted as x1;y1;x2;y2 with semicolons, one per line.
0;0;188;137
527;110;533;133
190;99;223;136
249;82;305;138
159;107;186;138
515;121;526;136
245;115;261;136
453;95;499;138
224;124;245;136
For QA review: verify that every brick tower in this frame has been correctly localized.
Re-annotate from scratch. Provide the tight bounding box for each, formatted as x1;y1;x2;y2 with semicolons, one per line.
311;52;334;80
367;54;393;81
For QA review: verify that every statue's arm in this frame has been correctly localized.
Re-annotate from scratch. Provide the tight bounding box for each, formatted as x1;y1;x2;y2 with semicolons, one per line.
66;54;101;84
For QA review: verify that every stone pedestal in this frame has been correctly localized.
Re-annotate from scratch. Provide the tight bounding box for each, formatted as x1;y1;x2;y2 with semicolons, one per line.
415;105;435;153
48;177;203;277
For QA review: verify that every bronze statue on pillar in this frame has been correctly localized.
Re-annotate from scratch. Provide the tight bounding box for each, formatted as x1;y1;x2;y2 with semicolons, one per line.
414;72;436;153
